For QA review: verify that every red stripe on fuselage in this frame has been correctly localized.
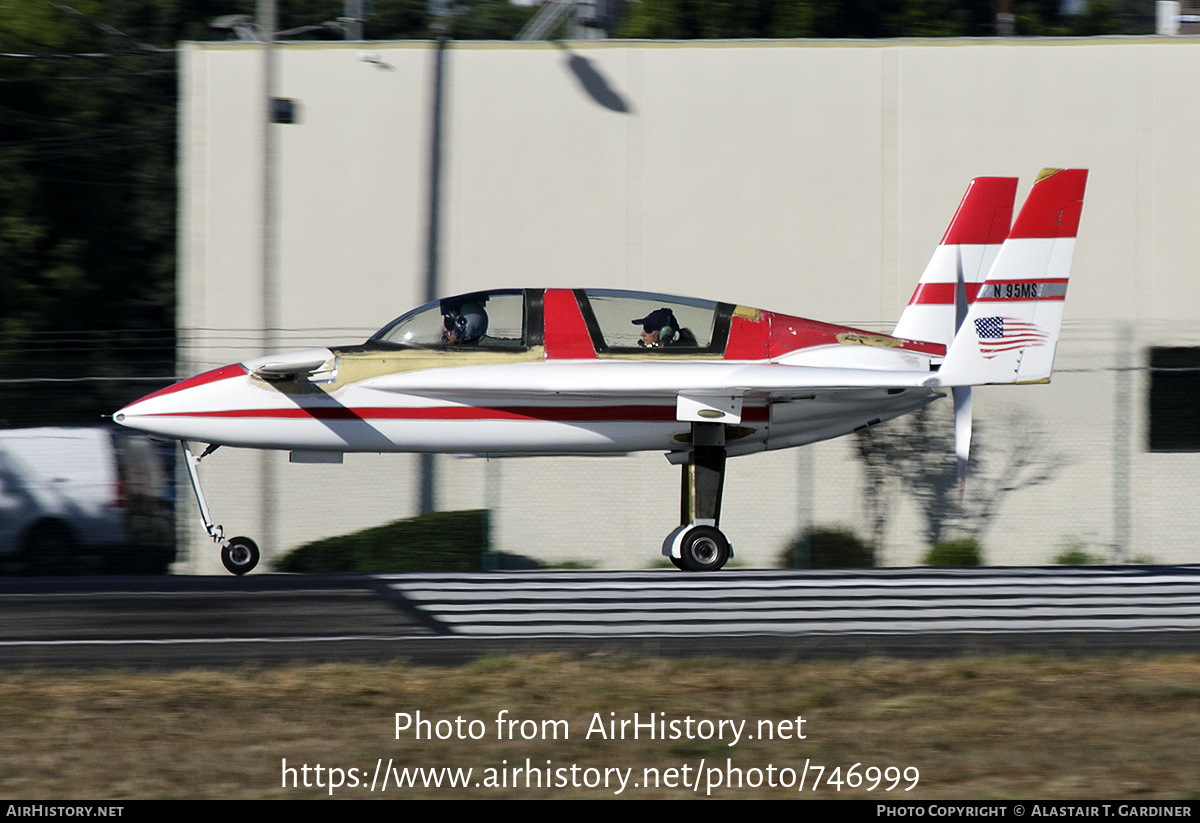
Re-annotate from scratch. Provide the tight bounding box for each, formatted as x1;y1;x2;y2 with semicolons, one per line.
726;309;943;358
139;405;772;423
130;364;249;403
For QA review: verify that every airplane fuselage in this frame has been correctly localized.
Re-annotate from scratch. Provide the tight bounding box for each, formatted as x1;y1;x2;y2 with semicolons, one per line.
116;349;942;459
116;288;948;461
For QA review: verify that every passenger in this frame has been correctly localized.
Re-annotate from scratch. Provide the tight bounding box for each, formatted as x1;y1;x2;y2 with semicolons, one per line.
442;302;489;345
632;308;696;348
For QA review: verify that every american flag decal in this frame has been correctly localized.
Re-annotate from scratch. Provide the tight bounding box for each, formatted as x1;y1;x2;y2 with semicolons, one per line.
973;316;1048;358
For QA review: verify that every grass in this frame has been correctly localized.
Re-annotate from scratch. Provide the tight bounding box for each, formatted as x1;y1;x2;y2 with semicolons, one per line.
1;654;1198;799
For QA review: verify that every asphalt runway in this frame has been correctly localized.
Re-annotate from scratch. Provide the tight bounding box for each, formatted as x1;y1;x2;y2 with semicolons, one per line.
0;566;1197;668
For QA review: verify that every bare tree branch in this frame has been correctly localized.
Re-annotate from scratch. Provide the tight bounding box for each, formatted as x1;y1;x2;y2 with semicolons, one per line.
855;403;1066;549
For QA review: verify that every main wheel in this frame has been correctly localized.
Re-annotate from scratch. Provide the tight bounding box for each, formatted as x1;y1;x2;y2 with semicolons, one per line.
679;526;730;572
221;537;260;576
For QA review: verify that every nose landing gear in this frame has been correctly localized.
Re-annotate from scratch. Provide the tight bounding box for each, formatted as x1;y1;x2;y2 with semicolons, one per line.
182;441;260;575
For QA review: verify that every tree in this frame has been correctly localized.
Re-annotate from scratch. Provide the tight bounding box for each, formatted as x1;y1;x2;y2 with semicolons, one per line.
0;0;181;425
614;0;1120;40
0;0;500;429
855;402;1065;552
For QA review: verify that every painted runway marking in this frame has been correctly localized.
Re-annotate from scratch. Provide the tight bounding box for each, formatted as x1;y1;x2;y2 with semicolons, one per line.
382;567;1200;637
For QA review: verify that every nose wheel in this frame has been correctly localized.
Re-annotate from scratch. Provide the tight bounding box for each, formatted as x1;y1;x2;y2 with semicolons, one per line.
221;537;260;576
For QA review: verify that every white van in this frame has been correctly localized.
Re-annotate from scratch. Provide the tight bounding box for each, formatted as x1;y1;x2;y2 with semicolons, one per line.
0;427;175;574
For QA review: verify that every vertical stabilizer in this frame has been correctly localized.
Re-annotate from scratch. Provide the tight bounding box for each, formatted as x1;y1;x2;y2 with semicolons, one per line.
892;177;1017;347
936;168;1088;387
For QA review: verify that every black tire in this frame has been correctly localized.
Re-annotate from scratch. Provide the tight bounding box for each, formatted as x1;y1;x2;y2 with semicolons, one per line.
670;556;686;570
221;537;260;576
679;526;730;572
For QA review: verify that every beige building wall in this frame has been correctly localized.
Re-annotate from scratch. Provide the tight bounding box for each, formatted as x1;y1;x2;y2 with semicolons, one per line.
177;38;1200;573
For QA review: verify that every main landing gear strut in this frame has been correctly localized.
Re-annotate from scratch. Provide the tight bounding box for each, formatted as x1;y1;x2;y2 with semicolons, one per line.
663;422;732;572
181;441;260;575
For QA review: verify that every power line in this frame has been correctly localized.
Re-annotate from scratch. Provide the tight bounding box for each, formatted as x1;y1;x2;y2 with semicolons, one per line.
0;49;174;59
0;376;178;384
0;67;176;84
38;0;174;54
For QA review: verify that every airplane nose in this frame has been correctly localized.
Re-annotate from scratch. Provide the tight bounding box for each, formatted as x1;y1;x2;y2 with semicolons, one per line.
114;394;155;428
113;364;249;435
113;396;153;428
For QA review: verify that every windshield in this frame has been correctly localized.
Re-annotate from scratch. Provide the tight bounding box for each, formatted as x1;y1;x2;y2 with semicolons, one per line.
370;290;526;348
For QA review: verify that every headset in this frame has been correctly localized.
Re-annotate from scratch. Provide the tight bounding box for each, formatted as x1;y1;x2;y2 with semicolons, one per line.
635;307;679;347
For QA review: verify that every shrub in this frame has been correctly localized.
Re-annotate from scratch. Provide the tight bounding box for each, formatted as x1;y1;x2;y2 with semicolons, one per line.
1053;539;1101;565
922;537;983;567
780;527;876;569
274;509;491;573
1053;547;1100;565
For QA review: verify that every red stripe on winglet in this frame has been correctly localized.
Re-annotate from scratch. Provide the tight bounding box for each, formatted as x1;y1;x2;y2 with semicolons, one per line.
908;283;980;306
1008;169;1088;239
940;177;1018;245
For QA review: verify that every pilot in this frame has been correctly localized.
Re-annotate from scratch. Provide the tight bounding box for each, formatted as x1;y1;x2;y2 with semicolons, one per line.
442;302;489;345
632;308;696;348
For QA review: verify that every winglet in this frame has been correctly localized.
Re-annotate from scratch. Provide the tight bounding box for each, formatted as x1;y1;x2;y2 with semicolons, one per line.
935;168;1088;387
892;177;1018;348
1009;167;1086;239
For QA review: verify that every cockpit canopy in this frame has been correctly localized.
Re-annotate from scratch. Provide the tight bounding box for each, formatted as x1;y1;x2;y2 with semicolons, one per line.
361;287;939;362
368;288;726;355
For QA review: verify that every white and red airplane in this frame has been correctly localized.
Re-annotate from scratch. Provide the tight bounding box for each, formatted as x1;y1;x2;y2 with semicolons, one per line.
115;168;1086;575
